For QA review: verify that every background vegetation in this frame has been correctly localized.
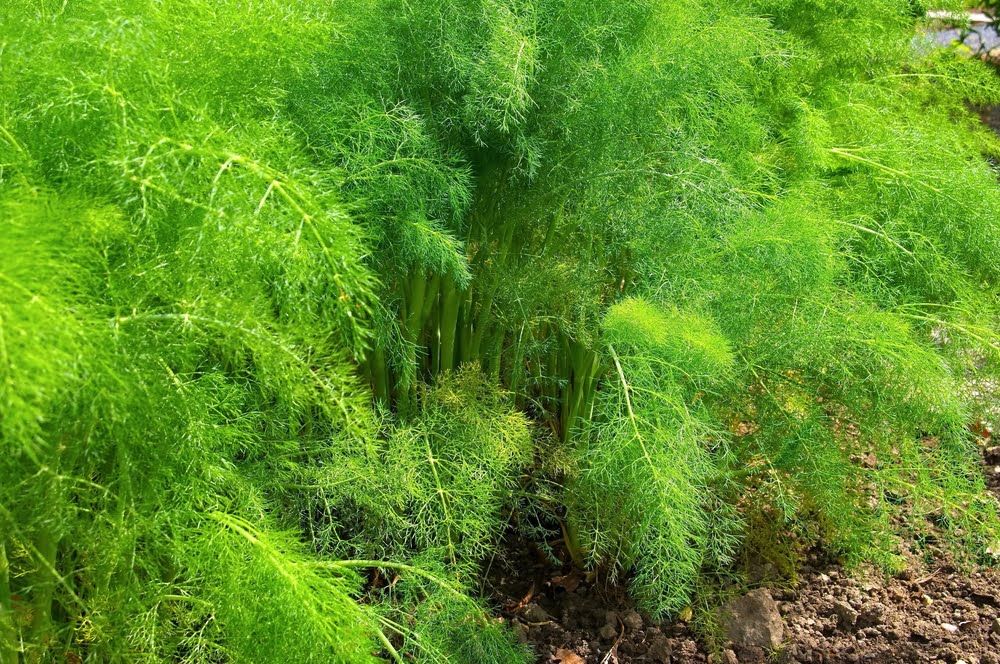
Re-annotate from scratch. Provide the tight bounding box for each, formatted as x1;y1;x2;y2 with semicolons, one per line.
3;0;1000;661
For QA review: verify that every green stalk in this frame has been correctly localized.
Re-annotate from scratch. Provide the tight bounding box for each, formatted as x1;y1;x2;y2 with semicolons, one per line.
484;330;505;383
405;269;427;344
561;518;586;570
539;206;561;256
397;270;428;416
467;287;496;361
371;347;389;404
559;335;572;442
457;291;474;365
0;541;15;663
28;440;70;651
420;274;440;329
29;527;57;647
543;327;560;407
564;342;595;443
438;277;461;374
507;323;527;404
419;274;441;375
579;353;603;428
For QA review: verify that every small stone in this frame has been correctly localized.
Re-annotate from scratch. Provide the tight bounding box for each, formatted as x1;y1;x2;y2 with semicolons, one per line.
941;622;959;634
522;603;553;623
912;621;934;642
820;619;837;637
832;600;859;629
922;594;934;606
735;645;766;664
648;634;672;663
621;609;643;631
721;589;785;652
722;649;739;664
858;604;885;627
992;617;1000;634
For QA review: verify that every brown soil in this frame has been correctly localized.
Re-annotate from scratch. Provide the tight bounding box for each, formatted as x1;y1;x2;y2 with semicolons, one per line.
487;539;708;663
487;444;1000;663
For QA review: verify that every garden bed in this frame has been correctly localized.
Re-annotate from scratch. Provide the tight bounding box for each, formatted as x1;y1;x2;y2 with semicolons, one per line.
488;442;1000;663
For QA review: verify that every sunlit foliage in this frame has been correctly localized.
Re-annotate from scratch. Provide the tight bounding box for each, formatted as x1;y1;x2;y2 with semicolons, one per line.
3;0;1000;660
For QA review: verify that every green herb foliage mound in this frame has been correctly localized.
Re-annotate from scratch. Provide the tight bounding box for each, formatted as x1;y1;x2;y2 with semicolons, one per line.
3;0;1000;661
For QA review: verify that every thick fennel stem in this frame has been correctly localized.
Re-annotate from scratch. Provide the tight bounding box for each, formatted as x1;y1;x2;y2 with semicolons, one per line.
29;527;57;646
371;346;389;403
395;271;428;416
419;274;441;374
420;273;440;328
467;282;498;361
507;323;527;404
438;277;461;373
405;269;427;345
457;290;475;364
484;329;505;383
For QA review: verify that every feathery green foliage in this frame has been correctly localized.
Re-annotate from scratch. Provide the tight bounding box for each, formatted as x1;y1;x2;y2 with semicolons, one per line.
3;0;1000;659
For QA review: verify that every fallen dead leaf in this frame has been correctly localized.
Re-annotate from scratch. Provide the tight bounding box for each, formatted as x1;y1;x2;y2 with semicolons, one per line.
552;647;586;664
551;571;582;593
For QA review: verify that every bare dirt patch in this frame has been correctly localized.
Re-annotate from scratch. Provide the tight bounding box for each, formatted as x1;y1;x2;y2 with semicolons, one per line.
487;442;1000;662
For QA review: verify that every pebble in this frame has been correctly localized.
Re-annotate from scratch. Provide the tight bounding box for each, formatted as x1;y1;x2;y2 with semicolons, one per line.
941;622;960;634
859;604;885;625
647;634;672;663
832;600;859;629
622;609;643;631
522;603;553;623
